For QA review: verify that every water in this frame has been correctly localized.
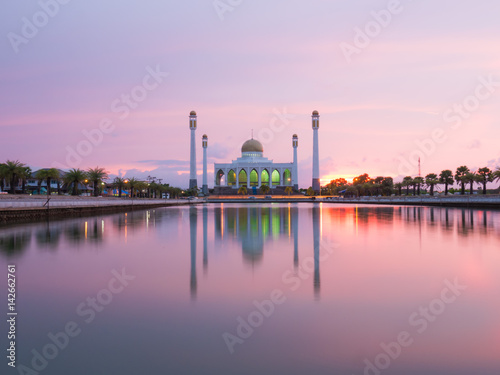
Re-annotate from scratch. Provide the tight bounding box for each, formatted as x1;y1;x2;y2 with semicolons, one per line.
1;203;499;375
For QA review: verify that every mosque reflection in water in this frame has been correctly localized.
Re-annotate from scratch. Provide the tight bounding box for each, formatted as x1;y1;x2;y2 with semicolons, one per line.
189;204;321;299
2;204;500;301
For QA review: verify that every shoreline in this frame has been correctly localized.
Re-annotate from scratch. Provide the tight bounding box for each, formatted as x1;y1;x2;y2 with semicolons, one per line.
0;198;200;224
207;195;500;209
2;195;499;224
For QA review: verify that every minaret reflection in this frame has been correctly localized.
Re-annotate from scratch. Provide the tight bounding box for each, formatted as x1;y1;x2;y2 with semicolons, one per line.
292;205;299;270
203;205;208;273
189;206;197;299
312;203;320;299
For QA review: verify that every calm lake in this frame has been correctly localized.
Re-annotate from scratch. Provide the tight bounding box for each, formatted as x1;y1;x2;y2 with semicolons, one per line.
1;203;499;375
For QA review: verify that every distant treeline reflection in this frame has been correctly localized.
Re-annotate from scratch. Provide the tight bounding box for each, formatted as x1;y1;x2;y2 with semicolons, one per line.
0;206;498;258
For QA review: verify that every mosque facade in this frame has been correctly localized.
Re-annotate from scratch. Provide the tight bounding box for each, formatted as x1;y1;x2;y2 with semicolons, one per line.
213;136;298;193
188;110;320;194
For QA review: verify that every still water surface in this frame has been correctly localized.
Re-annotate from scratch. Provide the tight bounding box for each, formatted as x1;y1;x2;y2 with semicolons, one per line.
1;203;500;375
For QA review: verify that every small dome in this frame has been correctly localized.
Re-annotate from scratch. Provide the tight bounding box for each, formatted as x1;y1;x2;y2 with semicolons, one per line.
202;134;207;138
241;139;263;153
292;134;298;138
190;110;197;116
312;110;319;116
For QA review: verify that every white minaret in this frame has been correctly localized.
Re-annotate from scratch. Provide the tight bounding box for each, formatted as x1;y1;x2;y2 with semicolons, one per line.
189;110;198;190
202;134;208;195
312;110;320;193
292;134;299;190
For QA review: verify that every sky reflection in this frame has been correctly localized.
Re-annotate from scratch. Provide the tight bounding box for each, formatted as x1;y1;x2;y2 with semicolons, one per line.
0;204;499;374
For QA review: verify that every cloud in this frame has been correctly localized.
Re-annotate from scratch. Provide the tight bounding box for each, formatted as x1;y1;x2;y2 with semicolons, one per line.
136;159;189;167
487;158;500;169
209;142;232;160
466;139;481;149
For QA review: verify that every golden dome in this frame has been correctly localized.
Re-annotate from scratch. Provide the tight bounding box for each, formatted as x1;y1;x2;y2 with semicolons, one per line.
190;110;197;116
241;139;263;153
202;134;207;138
292;134;298;138
312;110;319;116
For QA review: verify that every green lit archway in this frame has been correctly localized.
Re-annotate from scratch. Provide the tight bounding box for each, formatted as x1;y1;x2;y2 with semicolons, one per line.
261;169;269;186
272;170;280;186
238;169;247;187
227;170;236;186
283;169;291;186
250;169;259;187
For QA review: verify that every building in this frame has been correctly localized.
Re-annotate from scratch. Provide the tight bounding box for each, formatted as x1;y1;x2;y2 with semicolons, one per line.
213;135;298;194
312;110;320;194
188;110;198;190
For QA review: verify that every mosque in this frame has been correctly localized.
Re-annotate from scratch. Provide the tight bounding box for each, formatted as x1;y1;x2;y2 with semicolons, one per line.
187;110;321;194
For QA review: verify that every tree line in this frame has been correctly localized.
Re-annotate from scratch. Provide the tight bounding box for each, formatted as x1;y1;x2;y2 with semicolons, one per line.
0;160;183;198
325;166;500;197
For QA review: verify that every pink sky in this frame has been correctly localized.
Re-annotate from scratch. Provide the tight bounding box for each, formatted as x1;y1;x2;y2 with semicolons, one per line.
1;0;500;188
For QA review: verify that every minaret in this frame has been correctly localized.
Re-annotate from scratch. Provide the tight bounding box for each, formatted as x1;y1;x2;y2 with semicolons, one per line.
292;134;299;191
189;110;198;190
202;134;208;195
312;110;320;194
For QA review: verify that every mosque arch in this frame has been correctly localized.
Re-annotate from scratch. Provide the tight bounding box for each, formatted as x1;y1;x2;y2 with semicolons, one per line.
272;169;280;186
261;169;270;186
238;169;248;187
283;169;291;185
250;169;259;187
227;170;236;186
216;170;225;186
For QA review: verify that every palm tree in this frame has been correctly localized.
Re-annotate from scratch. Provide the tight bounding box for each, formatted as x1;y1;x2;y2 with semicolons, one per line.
0;163;6;192
394;182;403;196
306;187;315;196
477;167;492;194
3;160;26;194
87;167;109;197
260;185;271;195
455;166;470;195
463;172;477;195
171;187;182;199
284;186;293;196
414;177;424;195
381;177;394;196
64;168;87;196
136;181;148;198
36;168;60;195
148;182;160;198
402;176;413;195
425;173;439;196
494;167;500;187
439;170;454;196
127;178;140;198
113;177;127;197
237;186;247;195
19;166;32;194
